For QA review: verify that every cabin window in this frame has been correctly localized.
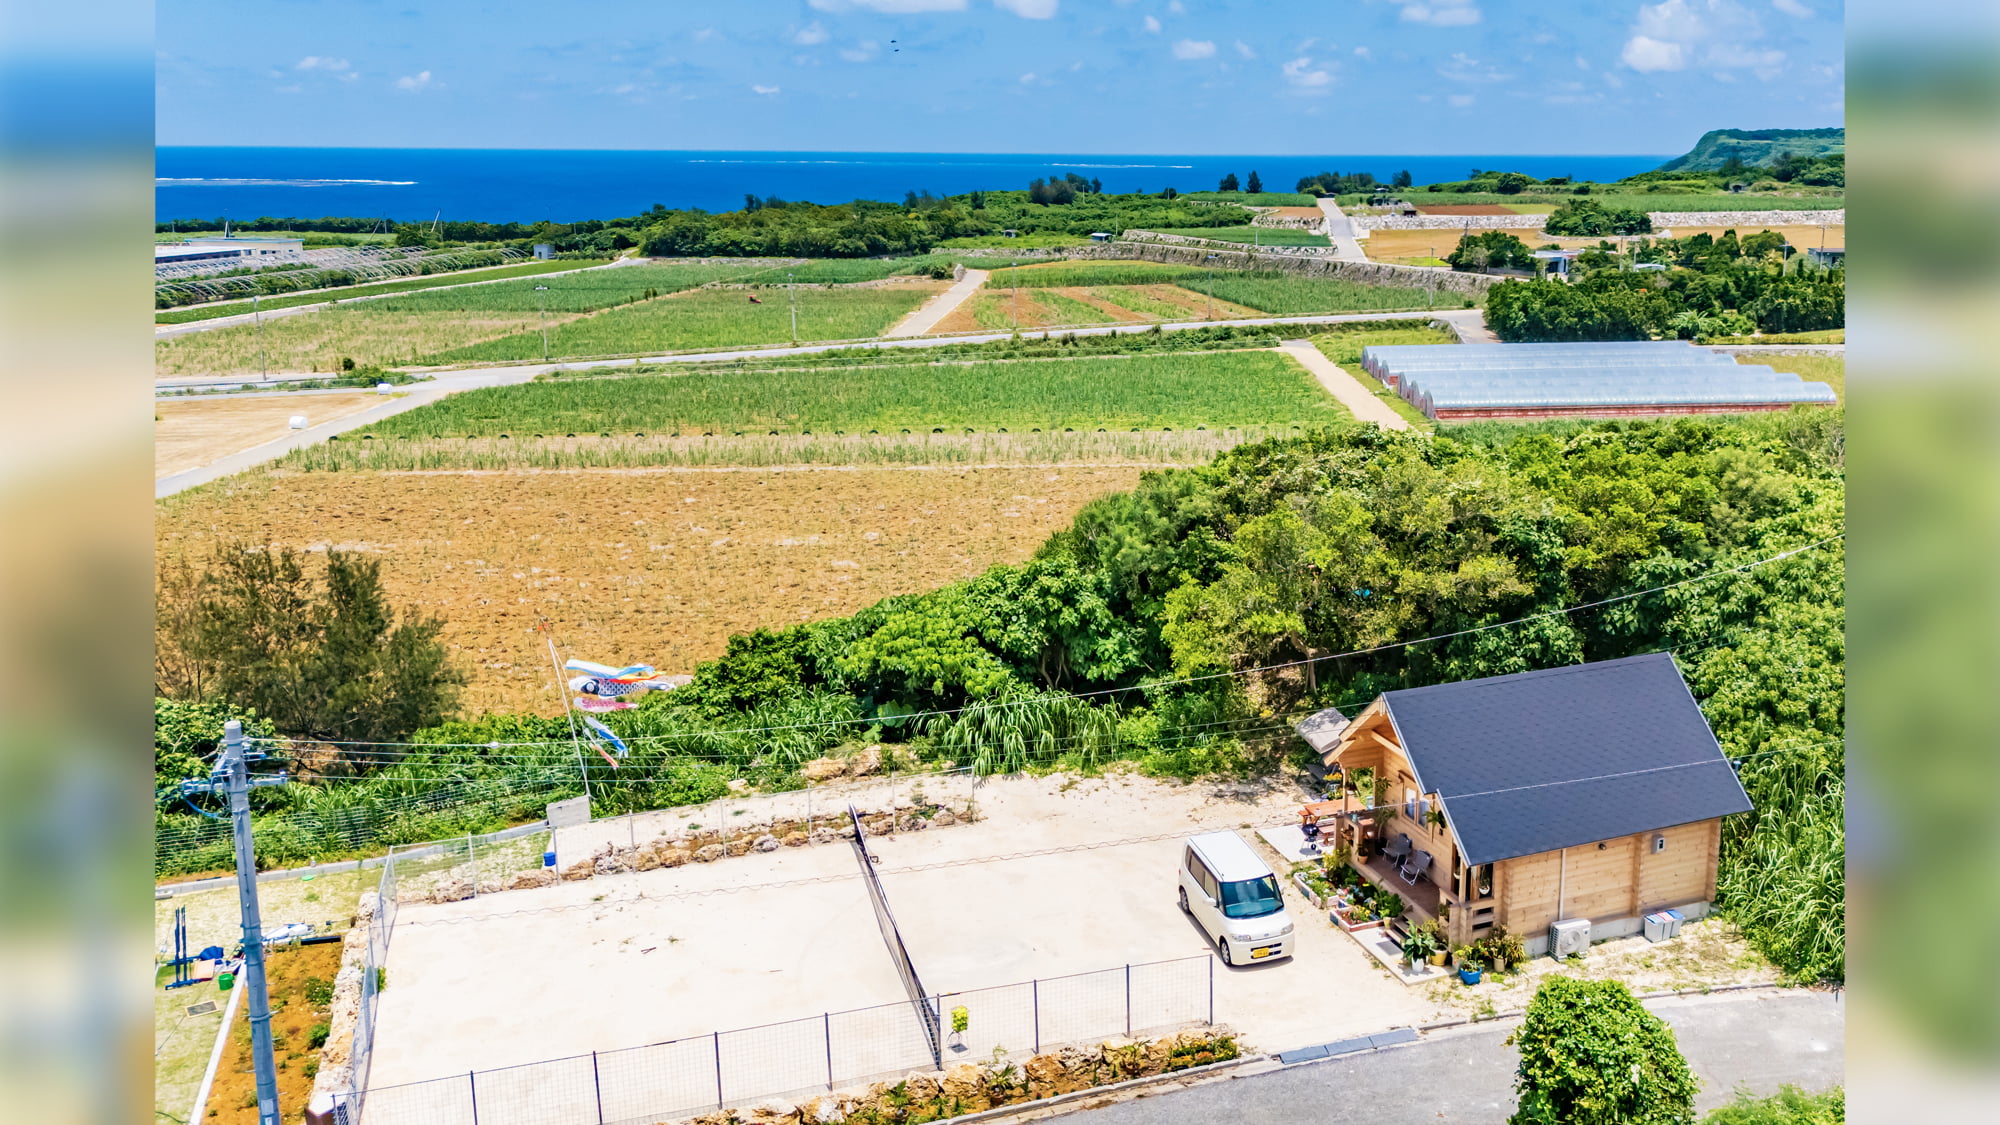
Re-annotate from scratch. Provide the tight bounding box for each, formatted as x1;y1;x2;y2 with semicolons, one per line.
1402;784;1418;819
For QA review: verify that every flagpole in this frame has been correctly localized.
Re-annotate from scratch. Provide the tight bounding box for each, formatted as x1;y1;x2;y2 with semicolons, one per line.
539;621;594;807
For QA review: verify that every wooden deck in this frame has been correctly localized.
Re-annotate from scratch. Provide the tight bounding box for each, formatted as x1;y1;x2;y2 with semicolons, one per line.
1356;851;1445;926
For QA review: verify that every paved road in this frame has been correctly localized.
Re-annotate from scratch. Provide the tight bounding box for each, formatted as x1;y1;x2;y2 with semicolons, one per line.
1278;340;1408;430
154;258;638;339
1054;990;1842;1124
1315;199;1370;262
884;268;989;337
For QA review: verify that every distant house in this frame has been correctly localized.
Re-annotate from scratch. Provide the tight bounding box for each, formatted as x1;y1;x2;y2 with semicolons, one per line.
1299;653;1751;956
533;243;555;260
1001;229;1020;239
1532;248;1579;278
1806;246;1845;268
1088;232;1113;242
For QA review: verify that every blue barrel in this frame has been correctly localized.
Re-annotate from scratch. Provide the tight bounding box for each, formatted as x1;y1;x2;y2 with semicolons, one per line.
543;850;557;868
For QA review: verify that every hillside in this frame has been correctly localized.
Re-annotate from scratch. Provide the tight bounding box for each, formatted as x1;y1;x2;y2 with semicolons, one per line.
1656;127;1845;172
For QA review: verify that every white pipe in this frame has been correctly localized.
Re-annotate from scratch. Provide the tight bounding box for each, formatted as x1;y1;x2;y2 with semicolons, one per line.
189;972;246;1124
1556;849;1568;919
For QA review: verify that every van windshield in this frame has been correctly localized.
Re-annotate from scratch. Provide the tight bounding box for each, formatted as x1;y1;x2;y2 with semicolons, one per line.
1218;875;1283;919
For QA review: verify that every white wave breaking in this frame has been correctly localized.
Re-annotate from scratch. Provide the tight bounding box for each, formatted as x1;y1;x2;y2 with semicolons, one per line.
156;177;419;187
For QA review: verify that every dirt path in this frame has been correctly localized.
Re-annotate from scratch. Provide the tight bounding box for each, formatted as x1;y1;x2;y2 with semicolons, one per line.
884;269;990;337
1278;340;1409;430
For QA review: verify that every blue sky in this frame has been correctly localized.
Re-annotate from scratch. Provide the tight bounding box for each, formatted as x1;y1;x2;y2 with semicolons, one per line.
156;1;1844;153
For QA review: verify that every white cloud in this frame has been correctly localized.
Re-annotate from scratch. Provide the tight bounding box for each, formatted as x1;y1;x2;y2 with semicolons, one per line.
1020;72;1037;83
1234;40;1256;59
1619;1;1787;78
1438;51;1511;82
793;22;830;46
840;42;880;62
993;0;1060;16
1393;0;1482;27
1143;15;1161;33
275;84;303;95
751;84;781;95
1352;45;1373;60
1169;1;1185;11
1621;35;1686;71
394;70;432;91
1173;39;1216;59
1281;55;1334;90
296;56;350;72
1772;0;1812;15
1448;93;1475;106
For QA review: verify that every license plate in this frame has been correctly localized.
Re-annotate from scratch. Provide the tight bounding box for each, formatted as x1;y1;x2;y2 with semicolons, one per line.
1252;946;1277;959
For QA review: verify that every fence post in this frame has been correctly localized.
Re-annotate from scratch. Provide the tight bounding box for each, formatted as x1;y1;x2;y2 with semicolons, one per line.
1207;956;1214;1026
468;1071;479;1125
1125;964;1132;1037
1032;979;1040;1054
592;1051;604;1125
713;1031;723;1110
467;832;477;896
824;1012;834;1091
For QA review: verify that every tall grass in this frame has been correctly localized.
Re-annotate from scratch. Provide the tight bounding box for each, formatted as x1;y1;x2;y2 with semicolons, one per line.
372;261;769;313
155;308;555;376
927;689;1119;775
280;427;1281;472
424;284;939;363
1198;273;1437;315
352;350;1342;434
988;261;1203;288
1147;226;1331;247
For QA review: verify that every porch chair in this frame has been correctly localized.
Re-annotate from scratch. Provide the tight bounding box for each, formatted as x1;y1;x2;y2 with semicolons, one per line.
1399;850;1433;886
1383;833;1413;867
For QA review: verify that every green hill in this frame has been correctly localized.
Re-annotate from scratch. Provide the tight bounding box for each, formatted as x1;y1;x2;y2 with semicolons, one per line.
1656;128;1845;173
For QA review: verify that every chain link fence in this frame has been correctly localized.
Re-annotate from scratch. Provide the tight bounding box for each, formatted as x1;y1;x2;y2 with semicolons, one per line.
348;955;1212;1125
339;846;398;1124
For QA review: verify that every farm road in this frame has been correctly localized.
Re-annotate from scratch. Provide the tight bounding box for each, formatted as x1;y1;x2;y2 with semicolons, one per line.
884;268;989;336
1277;340;1408;430
1053;989;1843;1125
1316;198;1370;262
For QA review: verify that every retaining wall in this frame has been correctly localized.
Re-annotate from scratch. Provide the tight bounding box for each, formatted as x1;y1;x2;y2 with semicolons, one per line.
1070;239;1498;296
1353;208;1846;233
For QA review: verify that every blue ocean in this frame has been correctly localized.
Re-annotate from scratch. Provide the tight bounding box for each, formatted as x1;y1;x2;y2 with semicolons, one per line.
155;149;1675;225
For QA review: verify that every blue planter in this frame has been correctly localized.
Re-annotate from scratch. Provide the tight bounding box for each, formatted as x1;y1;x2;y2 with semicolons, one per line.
1458;966;1483;986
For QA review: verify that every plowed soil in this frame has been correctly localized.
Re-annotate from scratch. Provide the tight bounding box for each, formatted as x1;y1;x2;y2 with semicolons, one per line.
155;392;384;478
156;466;1147;713
930;284;1265;334
205;940;342;1125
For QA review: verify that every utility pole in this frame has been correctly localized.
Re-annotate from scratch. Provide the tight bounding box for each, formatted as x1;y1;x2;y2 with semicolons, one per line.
535;284;551;364
1205;254;1217;321
788;272;798;345
180;722;288;1125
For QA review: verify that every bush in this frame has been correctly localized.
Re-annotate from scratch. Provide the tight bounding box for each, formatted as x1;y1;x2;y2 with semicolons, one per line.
1545;199;1654;237
1508;977;1698;1125
303;975;335;1009
1701;1086;1843;1124
1447;230;1535;273
307;1022;331;1049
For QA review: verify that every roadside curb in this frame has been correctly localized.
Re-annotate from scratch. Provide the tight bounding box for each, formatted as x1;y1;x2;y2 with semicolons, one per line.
927;1052;1273;1125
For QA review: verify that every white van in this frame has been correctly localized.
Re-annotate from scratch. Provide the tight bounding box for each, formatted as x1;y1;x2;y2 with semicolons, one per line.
1178;831;1294;965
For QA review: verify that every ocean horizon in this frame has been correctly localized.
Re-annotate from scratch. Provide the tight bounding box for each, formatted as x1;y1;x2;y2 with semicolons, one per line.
154;148;1675;224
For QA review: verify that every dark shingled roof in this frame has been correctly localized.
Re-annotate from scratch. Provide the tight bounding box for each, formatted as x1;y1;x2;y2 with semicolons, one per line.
1381;652;1751;866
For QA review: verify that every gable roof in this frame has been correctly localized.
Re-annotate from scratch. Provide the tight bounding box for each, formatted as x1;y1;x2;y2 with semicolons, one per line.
1381;652;1751;867
1293;706;1351;755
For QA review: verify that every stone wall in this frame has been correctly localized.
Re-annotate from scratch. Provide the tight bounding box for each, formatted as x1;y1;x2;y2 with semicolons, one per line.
1354;214;1547;232
1352;208;1845;233
1072;239;1499;296
669;1026;1240;1125
307;890;377;1109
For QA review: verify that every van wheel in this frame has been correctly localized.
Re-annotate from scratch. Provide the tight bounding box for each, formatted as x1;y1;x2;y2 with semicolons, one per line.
1178;887;1190;915
1219;940;1234;967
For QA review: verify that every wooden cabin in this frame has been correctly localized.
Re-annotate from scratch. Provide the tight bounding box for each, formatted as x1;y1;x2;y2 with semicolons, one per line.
1300;653;1752;955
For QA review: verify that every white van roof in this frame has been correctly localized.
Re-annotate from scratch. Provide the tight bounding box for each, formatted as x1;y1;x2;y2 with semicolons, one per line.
1185;831;1273;882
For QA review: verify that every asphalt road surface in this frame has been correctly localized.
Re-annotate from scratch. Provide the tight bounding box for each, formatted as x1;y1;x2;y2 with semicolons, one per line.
1054;989;1842;1124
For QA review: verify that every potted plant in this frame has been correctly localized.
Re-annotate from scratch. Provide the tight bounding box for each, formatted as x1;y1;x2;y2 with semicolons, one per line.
1457;957;1483;986
949;1005;970;1051
1401;927;1437;971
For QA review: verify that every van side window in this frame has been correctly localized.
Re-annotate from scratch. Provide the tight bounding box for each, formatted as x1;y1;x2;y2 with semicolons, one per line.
1190;855;1220;900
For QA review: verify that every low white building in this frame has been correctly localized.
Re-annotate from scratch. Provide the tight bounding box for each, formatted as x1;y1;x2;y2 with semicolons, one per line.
154;236;304;266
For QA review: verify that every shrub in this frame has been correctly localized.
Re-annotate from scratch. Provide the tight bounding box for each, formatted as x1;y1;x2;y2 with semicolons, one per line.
1508;976;1698;1125
1701;1085;1843;1124
303;975;335;1009
307;1022;331;1050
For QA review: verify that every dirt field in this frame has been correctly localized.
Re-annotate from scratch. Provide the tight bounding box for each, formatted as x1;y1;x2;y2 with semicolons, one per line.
156;466;1147;713
209;941;343;1125
155;392;387;478
1265;207;1324;220
365;772;1438;1099
930;284;1265;334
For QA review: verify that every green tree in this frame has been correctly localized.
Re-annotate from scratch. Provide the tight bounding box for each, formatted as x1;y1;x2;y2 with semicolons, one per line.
1508;977;1698;1125
161;544;464;744
1393;169;1413;188
1493;171;1534;194
1245;170;1263;194
1218;172;1240;192
154;699;278;795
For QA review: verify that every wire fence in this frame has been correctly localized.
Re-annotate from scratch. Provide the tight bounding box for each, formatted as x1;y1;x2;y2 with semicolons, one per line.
342;955;1213;1125
344;847;398;1124
849;805;941;1069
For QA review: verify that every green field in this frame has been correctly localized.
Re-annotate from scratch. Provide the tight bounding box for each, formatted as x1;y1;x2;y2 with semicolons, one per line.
353;350;1343;435
1309;324;1457;430
1746;353;1845;402
1148;225;1331;247
988;261;1202;288
371;261;767;313
425;284;937;363
1180;191;1318;207
155;259;614;324
1198;274;1438;315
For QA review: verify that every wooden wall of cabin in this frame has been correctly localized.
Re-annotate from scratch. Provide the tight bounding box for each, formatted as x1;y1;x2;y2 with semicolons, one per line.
1494;818;1722;940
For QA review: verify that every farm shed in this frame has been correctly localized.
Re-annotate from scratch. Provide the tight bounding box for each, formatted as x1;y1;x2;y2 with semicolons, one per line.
1301;653;1751;956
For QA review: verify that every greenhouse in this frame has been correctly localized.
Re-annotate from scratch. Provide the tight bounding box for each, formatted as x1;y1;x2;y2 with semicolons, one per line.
1358;342;1837;421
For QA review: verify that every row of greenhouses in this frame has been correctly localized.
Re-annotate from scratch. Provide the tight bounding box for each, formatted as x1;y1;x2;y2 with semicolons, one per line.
1358;342;1837;421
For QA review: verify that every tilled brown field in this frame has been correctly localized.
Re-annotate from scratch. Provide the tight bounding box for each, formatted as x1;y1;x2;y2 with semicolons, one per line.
157;466;1148;713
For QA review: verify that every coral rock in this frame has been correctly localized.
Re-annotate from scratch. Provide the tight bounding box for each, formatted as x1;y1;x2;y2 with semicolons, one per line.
801;758;848;782
694;844;726;863
753;834;781;853
781;832;809;848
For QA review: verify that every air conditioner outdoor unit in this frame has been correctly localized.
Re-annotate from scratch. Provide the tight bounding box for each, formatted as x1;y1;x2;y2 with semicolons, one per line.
1549;917;1592;959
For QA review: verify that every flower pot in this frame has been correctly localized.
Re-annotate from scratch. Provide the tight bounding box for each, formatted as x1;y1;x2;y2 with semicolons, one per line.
1428;950;1448;967
1458;967;1482;986
1490;957;1508;973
